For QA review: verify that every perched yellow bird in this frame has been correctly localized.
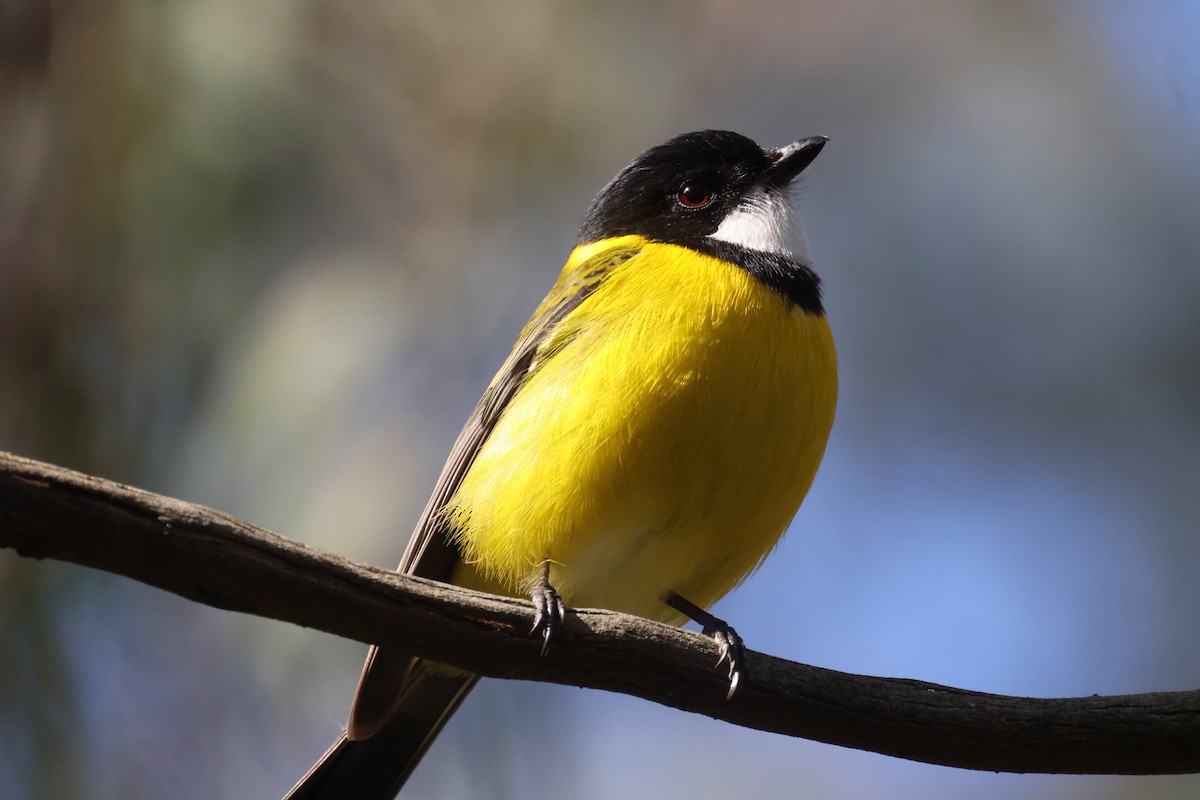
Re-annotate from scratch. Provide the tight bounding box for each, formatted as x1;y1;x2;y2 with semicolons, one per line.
287;130;837;799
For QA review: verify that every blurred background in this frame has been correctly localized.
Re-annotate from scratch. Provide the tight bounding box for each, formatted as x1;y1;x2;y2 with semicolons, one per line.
2;1;1199;798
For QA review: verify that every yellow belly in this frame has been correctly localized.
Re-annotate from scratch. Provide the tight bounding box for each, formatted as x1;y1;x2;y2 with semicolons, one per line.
446;241;837;622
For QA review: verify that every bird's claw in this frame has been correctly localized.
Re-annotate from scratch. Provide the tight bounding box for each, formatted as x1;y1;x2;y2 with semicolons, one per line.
703;620;745;699
663;590;747;699
530;568;566;655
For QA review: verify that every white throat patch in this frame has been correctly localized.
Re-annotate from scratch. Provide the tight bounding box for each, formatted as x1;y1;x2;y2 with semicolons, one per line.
708;188;811;262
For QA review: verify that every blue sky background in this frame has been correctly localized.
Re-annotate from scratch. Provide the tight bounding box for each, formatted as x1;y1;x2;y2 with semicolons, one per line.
2;2;1199;798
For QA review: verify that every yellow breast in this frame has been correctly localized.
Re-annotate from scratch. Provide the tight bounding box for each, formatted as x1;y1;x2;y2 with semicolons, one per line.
446;238;837;622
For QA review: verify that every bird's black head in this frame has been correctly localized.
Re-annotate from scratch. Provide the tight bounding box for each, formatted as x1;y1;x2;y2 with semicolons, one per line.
577;130;827;257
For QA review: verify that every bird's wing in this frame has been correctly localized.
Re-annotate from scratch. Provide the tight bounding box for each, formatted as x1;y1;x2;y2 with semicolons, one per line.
346;238;642;739
398;238;640;578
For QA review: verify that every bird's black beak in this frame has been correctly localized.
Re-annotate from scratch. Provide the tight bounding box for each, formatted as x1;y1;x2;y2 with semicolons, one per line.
763;136;828;188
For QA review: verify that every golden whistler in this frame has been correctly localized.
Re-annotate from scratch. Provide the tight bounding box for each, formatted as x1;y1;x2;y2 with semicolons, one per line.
288;130;837;799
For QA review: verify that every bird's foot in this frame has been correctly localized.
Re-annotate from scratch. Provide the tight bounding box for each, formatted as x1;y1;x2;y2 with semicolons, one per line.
530;562;566;655
663;590;746;699
703;618;745;699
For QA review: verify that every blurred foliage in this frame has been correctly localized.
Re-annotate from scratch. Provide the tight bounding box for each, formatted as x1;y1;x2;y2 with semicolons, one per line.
2;1;1199;798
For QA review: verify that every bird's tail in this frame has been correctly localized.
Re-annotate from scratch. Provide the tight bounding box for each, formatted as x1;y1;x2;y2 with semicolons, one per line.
284;666;478;800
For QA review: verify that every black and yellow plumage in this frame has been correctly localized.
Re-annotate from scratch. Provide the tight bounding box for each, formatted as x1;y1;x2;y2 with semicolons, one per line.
287;130;837;799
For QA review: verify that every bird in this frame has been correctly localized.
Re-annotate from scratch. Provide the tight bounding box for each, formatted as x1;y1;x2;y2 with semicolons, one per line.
285;129;837;799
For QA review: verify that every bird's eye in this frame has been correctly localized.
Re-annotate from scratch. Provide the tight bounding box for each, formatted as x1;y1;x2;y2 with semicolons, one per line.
677;183;715;209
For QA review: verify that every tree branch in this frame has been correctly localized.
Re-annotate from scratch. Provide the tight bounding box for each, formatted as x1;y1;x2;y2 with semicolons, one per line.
1;450;1197;775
